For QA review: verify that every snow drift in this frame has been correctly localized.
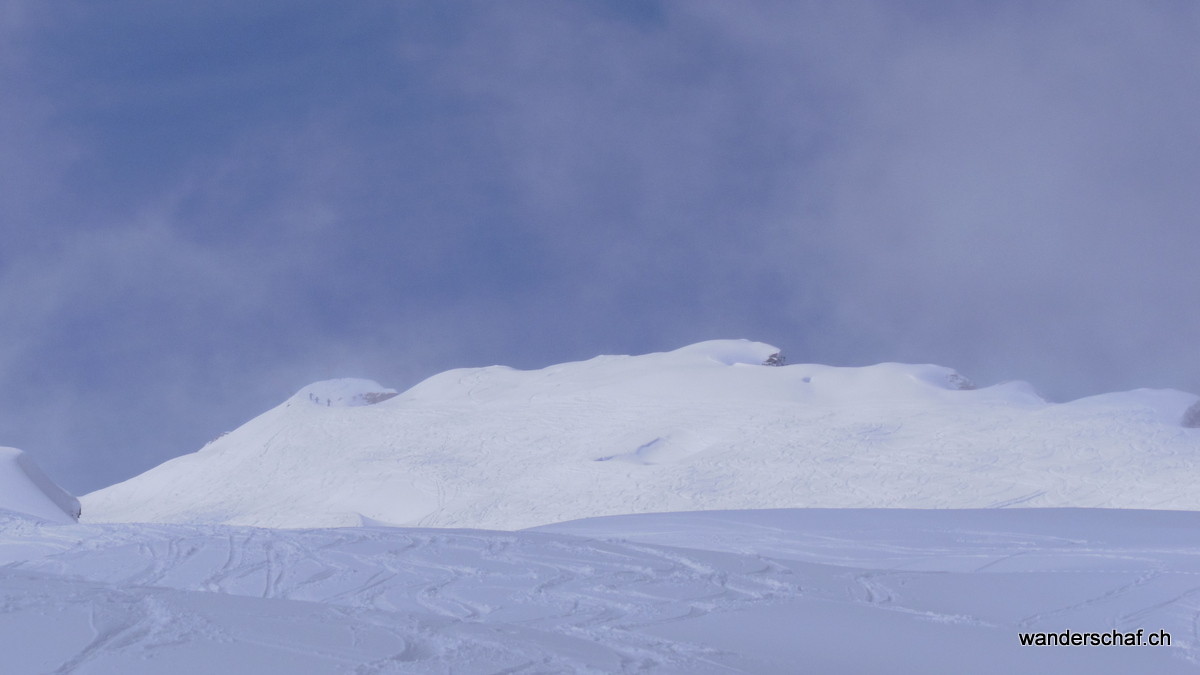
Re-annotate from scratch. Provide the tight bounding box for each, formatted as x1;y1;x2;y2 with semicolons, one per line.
0;447;80;523
81;340;1200;529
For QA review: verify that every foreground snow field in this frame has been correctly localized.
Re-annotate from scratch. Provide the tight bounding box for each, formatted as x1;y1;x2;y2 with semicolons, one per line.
82;340;1200;529
3;507;1198;673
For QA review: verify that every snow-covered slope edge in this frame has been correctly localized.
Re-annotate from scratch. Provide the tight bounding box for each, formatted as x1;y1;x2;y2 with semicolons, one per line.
0;447;80;523
81;340;1200;529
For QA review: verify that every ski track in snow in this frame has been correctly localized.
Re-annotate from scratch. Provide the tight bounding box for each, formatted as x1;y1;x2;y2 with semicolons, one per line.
4;508;1200;673
3;514;789;673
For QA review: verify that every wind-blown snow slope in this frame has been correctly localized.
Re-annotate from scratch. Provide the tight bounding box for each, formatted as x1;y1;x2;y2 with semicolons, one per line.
0;447;79;523
82;340;1200;529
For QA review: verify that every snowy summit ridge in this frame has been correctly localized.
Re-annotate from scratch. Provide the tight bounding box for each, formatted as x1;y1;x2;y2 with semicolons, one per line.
292;378;398;408
82;339;1200;530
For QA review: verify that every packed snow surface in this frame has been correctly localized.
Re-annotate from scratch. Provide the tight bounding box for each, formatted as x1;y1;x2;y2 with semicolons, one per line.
0;446;79;523
82;340;1200;529
3;507;1198;673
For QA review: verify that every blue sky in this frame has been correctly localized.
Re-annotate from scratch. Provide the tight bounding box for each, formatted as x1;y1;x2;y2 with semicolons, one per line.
3;1;1199;493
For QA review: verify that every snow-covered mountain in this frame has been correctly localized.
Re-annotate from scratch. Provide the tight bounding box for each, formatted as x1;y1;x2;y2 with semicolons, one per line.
10;341;1200;672
81;340;1200;529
